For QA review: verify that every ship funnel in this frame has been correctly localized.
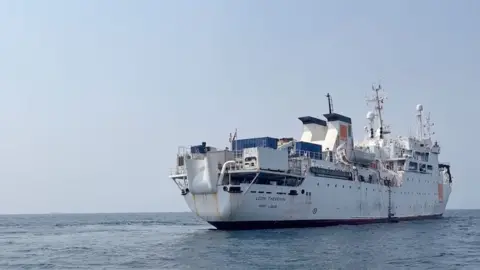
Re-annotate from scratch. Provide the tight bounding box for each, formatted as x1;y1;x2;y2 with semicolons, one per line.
298;116;328;143
322;113;353;151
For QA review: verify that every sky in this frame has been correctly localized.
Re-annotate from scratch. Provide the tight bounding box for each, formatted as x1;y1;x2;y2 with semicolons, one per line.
0;0;478;214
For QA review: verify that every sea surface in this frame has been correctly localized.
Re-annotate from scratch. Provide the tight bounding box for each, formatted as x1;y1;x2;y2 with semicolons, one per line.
0;210;479;269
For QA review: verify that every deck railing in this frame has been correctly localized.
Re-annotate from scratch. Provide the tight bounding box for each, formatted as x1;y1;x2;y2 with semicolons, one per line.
169;146;337;177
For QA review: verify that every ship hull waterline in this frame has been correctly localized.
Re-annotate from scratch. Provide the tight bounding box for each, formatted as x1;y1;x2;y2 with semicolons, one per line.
207;214;443;230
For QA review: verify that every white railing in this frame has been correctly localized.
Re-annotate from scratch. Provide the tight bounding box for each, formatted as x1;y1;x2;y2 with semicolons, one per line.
289;149;323;160
177;146;191;156
232;150;243;159
170;166;186;176
168;147;327;178
177;145;207;160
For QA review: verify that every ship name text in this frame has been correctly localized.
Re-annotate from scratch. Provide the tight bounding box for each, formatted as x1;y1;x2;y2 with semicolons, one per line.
256;196;286;202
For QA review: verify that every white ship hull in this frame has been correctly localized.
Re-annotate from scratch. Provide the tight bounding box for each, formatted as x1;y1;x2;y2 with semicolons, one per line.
169;87;453;230
181;172;451;230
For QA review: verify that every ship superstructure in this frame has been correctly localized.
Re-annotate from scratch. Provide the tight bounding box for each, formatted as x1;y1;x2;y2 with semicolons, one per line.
168;85;453;230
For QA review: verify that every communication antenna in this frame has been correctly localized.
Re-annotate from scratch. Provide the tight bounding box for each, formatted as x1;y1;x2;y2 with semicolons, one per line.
416;104;423;140
366;111;375;139
424;112;435;138
326;93;334;114
366;84;389;138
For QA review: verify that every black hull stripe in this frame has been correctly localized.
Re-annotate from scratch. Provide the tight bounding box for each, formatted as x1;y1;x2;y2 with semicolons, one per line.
208;214;443;230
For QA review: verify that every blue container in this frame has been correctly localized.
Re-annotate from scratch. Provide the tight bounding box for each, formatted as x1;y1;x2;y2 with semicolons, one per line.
232;137;278;151
295;141;322;159
295;141;322;153
190;145;207;154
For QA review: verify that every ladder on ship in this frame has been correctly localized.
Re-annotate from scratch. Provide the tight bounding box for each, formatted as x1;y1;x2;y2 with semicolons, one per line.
385;178;398;223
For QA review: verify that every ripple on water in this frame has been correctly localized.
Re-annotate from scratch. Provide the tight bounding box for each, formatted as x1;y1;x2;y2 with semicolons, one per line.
0;211;479;269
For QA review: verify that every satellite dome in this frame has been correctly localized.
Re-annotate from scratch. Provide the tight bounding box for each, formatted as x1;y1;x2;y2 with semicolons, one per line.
416;104;423;112
366;111;375;120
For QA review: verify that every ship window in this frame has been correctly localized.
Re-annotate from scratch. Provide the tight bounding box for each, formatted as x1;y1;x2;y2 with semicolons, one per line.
419;164;426;173
397;160;405;171
427;165;433;171
408;162;418;171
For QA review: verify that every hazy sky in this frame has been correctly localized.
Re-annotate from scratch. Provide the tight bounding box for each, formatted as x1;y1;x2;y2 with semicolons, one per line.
0;0;478;214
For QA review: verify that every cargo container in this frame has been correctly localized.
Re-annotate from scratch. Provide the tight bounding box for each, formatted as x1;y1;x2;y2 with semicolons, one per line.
295;141;322;153
231;137;278;151
190;145;206;154
294;141;322;159
191;142;210;154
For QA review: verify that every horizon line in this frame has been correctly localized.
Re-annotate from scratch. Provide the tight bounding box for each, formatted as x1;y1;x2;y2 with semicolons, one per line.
0;208;478;216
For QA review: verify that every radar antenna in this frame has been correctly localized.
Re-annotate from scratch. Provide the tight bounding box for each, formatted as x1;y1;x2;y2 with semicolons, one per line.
366;84;389;138
326;93;334;114
424;112;435;138
416;104;424;140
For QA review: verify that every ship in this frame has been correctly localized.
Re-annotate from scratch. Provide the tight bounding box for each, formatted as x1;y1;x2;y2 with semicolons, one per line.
168;85;453;230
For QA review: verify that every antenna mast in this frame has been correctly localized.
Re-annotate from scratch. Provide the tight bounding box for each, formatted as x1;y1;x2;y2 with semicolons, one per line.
326;93;334;114
366;84;388;139
424;112;435;138
416;104;424;140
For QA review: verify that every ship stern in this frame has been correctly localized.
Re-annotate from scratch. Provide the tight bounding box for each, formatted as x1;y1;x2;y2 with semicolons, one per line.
169;145;239;223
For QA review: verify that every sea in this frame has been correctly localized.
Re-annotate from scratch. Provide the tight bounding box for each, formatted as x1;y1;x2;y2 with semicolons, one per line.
0;210;479;270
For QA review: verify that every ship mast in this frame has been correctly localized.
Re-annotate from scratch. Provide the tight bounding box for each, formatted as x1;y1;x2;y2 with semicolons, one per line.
424;112;435;138
326;93;334;114
366;84;389;139
416;104;424;140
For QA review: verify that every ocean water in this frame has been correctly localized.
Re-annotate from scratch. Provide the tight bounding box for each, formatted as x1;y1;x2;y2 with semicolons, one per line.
0;210;479;269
